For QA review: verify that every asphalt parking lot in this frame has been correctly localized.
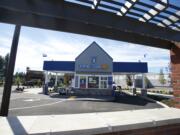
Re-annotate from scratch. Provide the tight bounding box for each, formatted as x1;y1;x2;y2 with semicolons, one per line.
0;87;163;116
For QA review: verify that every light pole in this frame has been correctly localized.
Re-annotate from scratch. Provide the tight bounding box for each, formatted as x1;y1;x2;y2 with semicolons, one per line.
139;53;148;96
42;53;48;94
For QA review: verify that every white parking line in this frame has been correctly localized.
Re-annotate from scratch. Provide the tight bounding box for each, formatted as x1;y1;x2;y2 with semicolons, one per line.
10;97;41;101
24;98;41;102
11;97;23;100
9;100;65;111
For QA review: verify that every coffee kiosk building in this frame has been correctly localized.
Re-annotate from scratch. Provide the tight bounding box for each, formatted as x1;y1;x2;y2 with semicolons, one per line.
43;42;148;91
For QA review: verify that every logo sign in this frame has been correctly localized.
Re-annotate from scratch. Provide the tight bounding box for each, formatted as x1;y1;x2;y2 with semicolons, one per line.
101;64;109;70
79;64;109;70
79;56;109;70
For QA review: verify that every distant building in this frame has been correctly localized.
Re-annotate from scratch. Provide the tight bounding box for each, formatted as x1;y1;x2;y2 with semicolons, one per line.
26;67;44;82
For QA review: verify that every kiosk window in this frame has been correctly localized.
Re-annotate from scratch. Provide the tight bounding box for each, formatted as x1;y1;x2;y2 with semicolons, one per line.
88;76;99;88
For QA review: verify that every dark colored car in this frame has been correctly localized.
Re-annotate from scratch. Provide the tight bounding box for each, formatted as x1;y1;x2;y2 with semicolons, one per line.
58;88;66;95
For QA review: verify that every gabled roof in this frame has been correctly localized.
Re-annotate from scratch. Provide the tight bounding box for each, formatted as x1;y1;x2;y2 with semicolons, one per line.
75;41;113;60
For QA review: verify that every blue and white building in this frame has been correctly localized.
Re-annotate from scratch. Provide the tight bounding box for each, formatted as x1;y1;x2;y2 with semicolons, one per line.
43;42;148;94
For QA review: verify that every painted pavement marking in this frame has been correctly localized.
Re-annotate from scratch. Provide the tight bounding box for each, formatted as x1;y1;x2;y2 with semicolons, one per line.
9;100;65;111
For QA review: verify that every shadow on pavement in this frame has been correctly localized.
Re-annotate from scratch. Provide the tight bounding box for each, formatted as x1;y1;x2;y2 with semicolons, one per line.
49;93;70;99
49;93;114;102
7;116;27;135
114;92;155;106
49;91;155;106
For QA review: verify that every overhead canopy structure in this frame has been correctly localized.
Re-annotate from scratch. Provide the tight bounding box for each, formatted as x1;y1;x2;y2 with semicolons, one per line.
0;0;179;49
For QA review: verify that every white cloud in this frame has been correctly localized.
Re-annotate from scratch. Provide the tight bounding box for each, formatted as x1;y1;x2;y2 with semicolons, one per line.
0;36;11;55
13;32;90;72
98;41;170;71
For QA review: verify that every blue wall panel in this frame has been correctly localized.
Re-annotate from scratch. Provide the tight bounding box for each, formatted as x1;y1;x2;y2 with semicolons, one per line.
43;61;75;71
113;62;148;73
43;61;148;73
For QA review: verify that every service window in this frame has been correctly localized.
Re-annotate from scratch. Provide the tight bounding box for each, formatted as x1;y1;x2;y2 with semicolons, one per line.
88;76;99;88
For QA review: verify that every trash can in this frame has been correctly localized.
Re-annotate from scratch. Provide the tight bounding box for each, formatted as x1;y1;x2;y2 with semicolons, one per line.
42;85;45;93
43;84;48;95
112;90;116;97
141;89;147;96
133;88;136;95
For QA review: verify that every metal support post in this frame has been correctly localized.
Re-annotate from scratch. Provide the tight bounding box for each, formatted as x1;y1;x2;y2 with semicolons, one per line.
141;74;147;96
55;72;58;87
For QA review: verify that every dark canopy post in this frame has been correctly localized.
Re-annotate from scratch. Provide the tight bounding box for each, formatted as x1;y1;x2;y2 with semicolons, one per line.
0;25;21;116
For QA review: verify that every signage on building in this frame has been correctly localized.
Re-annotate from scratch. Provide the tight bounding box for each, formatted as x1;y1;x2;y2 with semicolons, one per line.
78;56;109;70
79;64;109;70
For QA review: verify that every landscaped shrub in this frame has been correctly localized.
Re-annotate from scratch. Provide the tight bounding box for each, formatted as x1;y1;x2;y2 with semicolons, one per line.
162;91;167;94
169;91;173;95
0;82;3;86
53;86;58;92
161;99;178;107
164;91;169;95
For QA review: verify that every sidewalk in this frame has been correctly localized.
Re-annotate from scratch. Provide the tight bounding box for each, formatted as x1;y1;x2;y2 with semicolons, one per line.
1;108;180;135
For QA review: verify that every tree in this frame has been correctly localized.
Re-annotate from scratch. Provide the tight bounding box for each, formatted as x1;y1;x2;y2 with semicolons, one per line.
167;63;172;86
64;74;70;86
14;72;26;85
0;56;4;85
126;75;132;87
15;76;21;88
0;56;4;70
0;56;4;79
0;53;9;83
159;68;166;85
37;79;42;87
3;53;9;76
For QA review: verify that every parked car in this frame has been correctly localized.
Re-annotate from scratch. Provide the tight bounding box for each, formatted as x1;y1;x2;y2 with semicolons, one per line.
16;87;25;92
58;88;66;95
22;81;34;87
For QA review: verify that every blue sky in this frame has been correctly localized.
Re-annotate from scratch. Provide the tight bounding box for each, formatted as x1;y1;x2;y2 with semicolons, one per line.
0;22;170;73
